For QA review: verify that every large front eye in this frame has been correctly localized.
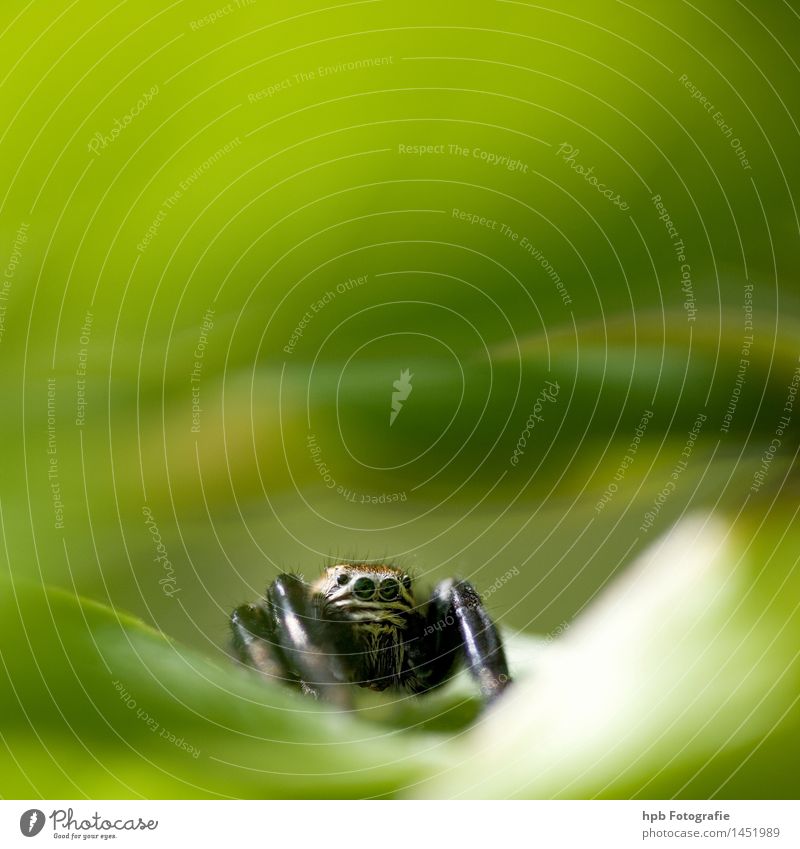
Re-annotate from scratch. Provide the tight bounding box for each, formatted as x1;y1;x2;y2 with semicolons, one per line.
379;578;399;601
353;577;376;600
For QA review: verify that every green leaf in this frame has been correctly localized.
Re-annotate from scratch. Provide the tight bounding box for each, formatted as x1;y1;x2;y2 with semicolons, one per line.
0;581;438;798
419;514;800;798
2;511;798;798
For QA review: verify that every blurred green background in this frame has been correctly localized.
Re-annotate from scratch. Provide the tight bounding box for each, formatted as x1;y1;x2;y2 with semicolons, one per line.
0;0;799;799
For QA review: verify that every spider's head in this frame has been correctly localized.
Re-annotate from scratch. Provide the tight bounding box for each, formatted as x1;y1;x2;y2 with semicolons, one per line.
314;563;415;622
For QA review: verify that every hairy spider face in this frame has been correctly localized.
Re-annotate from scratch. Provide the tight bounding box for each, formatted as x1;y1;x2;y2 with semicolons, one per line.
313;563;415;622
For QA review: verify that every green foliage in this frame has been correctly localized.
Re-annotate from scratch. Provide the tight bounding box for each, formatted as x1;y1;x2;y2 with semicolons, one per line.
2;511;797;798
1;0;799;799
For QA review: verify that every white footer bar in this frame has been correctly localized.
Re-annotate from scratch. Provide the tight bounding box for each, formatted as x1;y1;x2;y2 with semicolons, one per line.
2;800;797;848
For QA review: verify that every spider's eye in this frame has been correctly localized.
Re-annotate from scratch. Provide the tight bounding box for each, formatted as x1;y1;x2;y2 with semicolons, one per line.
336;573;349;586
379;578;399;601
353;576;376;600
401;575;412;592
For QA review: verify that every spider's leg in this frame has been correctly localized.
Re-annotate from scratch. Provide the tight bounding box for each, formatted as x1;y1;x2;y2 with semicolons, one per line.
265;573;354;707
404;588;461;694
410;578;511;703
230;601;298;687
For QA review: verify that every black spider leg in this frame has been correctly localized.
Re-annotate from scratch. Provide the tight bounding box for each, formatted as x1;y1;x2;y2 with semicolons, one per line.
409;578;511;703
230;601;290;684
231;574;354;708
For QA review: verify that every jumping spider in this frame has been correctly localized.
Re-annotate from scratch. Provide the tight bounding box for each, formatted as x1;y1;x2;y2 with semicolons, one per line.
230;563;511;708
